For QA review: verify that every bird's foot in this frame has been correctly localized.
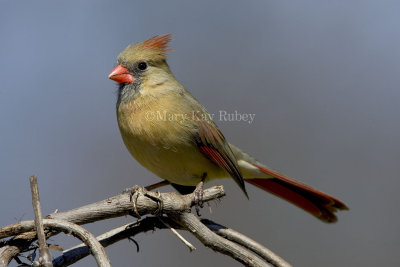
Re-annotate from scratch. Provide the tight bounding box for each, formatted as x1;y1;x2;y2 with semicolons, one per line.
144;190;164;216
193;180;204;216
123;186;164;217
123;185;144;219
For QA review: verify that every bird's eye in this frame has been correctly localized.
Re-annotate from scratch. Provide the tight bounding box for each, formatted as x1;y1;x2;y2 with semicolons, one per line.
138;62;147;70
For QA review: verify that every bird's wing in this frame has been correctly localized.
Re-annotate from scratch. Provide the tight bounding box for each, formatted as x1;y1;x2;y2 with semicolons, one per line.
193;118;248;197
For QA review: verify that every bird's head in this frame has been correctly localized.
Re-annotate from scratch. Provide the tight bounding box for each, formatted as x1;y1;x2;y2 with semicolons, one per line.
109;34;174;103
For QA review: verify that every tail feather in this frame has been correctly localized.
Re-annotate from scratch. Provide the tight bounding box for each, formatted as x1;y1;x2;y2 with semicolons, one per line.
246;164;348;223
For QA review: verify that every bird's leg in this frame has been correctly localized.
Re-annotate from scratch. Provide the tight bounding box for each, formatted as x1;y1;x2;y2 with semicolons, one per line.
193;173;207;216
145;180;170;191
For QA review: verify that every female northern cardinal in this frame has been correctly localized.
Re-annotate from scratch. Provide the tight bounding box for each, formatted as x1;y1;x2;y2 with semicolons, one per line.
109;34;348;223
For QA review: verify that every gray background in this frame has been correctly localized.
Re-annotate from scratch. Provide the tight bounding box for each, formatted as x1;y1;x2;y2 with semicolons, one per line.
1;1;399;266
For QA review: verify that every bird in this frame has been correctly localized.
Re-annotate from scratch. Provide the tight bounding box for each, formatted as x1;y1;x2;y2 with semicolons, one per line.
108;34;348;223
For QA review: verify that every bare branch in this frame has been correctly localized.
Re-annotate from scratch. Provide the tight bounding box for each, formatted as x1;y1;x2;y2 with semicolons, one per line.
0;186;224;240
30;175;53;267
202;219;292;267
168;212;269;267
0;185;290;267
0;246;20;266
44;220;110;267
0;186;225;265
52;217;181;266
46;185;225;225
54;216;291;267
1;220;110;267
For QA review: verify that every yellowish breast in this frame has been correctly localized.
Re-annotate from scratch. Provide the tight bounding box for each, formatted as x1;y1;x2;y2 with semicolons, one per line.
117;93;225;185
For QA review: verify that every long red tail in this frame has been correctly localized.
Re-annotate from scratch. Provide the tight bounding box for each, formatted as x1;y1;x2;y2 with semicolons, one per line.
246;164;348;223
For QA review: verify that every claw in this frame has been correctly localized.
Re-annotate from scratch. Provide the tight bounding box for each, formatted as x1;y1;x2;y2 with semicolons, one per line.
123;185;145;219
124;186;165;217
145;191;164;216
193;176;206;216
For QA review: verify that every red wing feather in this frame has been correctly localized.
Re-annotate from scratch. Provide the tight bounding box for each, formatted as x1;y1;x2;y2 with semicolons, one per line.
199;146;231;173
194;119;248;197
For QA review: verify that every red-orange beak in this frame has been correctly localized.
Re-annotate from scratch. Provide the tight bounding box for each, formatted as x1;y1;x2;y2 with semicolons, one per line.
108;65;134;84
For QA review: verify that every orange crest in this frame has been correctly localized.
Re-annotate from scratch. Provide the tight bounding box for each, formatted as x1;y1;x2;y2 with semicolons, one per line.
142;34;173;53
